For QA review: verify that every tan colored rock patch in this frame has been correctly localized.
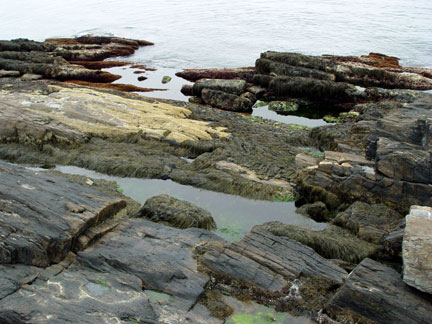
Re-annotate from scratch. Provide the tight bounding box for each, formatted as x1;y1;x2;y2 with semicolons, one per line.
0;85;229;144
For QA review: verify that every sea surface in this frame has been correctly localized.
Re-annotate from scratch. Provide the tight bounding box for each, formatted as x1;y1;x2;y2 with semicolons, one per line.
1;0;431;69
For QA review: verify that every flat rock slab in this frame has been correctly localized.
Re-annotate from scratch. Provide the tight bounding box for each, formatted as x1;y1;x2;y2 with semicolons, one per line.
325;258;432;324
78;218;223;311
0;161;126;267
0;262;158;324
403;205;432;294
201;228;347;292
0;218;224;324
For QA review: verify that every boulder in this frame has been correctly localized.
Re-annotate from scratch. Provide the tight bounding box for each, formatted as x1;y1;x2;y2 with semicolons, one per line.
325;258;432;324
201;88;253;112
135;194;217;230
403;206;432;294
256;222;380;263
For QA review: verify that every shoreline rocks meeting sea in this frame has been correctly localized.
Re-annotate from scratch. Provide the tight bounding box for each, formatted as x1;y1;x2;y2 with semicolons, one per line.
0;36;431;324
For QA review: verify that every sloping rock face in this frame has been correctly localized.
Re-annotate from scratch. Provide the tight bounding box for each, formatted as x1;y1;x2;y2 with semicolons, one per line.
135;194;217;230
403;205;432;294
0;161;126;267
324;258;432;324
199;228;347;314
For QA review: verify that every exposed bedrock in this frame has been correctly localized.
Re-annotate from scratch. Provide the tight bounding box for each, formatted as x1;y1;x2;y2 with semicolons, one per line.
178;51;432;113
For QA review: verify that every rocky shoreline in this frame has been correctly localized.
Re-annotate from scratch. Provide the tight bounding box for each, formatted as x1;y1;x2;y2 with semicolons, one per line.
0;36;431;323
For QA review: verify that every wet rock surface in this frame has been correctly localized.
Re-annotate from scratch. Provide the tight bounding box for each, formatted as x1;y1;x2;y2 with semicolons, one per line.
135;194;217;230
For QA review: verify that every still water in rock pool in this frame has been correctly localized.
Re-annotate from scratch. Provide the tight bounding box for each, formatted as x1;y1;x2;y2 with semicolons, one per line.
43;165;326;241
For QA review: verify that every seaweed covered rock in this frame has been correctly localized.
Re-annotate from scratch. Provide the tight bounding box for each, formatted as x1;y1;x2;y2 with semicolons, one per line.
256;222;380;263
332;201;402;244
135;194;217;230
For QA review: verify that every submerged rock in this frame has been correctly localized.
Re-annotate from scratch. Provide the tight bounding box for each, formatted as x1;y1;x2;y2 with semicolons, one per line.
135;194;217;230
402;205;432;294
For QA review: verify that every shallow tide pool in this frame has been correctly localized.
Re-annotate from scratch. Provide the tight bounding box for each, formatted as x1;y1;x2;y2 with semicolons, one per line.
41;165;327;241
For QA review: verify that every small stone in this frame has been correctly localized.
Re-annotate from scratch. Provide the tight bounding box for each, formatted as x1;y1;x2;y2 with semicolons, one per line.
85;178;94;186
65;202;86;213
161;76;172;84
21;73;42;81
137;76;147;81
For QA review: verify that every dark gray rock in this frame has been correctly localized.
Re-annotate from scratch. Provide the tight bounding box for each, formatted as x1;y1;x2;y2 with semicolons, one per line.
0;161;126;267
200;227;347;292
135;194;216;230
0;261;158;324
325;258;432;324
0;264;41;300
193;79;247;96
78;218;223;311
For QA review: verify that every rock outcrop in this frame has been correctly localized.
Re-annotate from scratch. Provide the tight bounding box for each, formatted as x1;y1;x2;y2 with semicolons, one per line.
297;95;432;214
178;51;432;113
403;205;432;294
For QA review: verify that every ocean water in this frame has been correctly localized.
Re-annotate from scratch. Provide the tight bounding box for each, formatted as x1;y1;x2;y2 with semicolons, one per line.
1;0;431;69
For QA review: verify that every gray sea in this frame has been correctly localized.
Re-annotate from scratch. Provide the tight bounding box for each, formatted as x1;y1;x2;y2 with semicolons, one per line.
1;0;431;69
